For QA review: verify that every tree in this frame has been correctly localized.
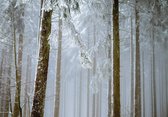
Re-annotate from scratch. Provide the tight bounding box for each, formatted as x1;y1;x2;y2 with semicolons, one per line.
152;27;157;117
130;14;135;117
54;12;62;117
23;55;31;117
135;1;141;117
142;51;145;117
31;1;52;116
150;0;161;116
4;45;13;117
113;0;120;117
92;24;97;117
10;2;25;117
0;49;5;117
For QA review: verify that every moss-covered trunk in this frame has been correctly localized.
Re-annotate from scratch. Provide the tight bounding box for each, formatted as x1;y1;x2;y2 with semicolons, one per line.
31;8;52;117
113;0;120;117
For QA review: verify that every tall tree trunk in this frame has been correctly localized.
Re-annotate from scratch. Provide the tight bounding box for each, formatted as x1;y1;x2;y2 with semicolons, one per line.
4;46;13;117
142;51;145;117
152;27;157;117
130;15;134;117
0;49;5;117
108;39;112;117
113;0;120;117
107;2;112;116
87;29;90;117
151;58;154;117
92;24;96;117
24;55;31;117
31;3;52;117
13;3;25;117
54;13;62;117
13;28;22;117
13;33;24;117
87;70;90;117
135;1;141;117
79;70;82;117
166;59;168;117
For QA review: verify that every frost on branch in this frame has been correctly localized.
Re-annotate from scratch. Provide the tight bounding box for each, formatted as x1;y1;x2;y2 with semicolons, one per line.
43;0;53;11
66;19;93;69
79;49;92;69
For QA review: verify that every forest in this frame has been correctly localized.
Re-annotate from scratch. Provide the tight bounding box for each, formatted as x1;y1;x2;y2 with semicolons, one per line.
0;0;168;117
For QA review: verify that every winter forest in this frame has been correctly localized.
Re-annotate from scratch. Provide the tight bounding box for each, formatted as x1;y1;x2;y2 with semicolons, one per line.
0;0;168;117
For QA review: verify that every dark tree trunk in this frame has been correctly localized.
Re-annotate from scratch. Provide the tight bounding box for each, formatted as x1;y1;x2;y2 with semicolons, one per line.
113;0;120;117
31;6;52;117
135;1;141;117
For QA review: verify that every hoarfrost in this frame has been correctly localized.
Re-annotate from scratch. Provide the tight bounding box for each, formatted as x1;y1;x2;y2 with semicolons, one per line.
66;19;93;69
43;0;53;11
79;49;92;69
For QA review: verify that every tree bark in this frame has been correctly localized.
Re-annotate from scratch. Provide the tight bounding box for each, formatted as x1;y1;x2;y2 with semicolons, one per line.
31;6;52;117
135;1;141;117
113;0;120;117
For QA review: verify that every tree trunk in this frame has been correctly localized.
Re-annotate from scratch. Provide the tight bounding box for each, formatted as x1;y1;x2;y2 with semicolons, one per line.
54;13;62;117
87;29;90;117
130;15;134;117
13;3;25;117
152;27;157;117
24;55;31;117
13;33;24;117
92;24;97;117
166;60;168;117
4;46;13;117
113;0;120;117
142;51;145;117
0;49;5;117
135;1;141;117
108;34;112;117
107;1;112;116
12;15;22;117
31;4;52;117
